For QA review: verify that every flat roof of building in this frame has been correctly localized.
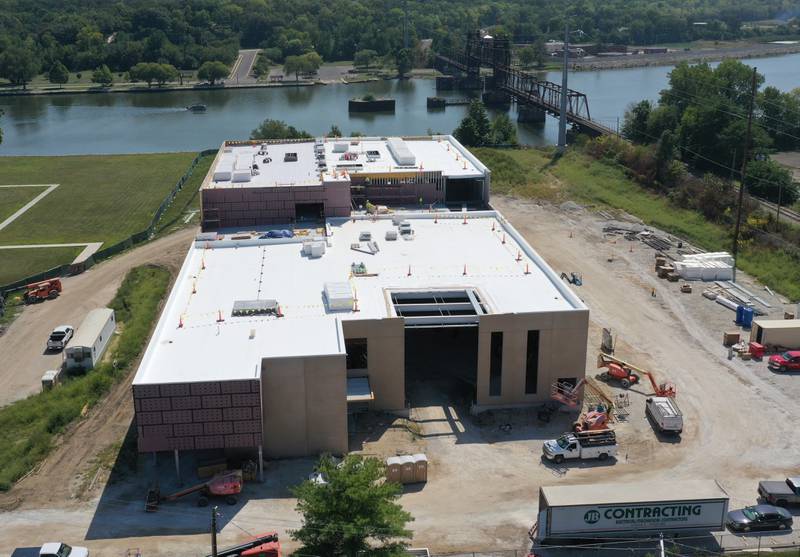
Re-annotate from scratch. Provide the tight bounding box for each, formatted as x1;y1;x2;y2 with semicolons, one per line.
205;135;487;189
753;319;800;329
133;210;586;386
541;480;728;507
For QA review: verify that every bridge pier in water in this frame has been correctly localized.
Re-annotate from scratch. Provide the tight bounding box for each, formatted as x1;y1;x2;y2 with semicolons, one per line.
517;104;546;124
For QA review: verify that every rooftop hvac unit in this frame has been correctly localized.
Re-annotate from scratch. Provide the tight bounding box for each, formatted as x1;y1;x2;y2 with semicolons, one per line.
232;169;252;182
303;240;327;258
324;282;354;311
387;137;416;166
232;299;279;316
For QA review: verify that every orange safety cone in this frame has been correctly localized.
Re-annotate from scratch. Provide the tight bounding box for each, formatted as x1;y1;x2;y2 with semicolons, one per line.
201;257;206;270
407;265;412;277
462;214;467;225
502;234;506;244
217;309;224;322
192;280;197;294
463;264;468;276
524;263;531;275
434;215;438;224
516;250;522;262
178;315;184;328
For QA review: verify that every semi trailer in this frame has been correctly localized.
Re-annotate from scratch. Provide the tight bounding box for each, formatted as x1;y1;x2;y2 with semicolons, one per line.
530;480;729;543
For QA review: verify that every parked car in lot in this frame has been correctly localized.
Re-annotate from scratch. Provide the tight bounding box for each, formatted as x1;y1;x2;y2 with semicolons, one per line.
726;504;793;533
759;477;800;507
768;351;800;372
46;325;74;351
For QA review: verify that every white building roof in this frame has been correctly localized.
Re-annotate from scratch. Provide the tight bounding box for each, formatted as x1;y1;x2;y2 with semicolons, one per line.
205;135;487;189
132;211;586;386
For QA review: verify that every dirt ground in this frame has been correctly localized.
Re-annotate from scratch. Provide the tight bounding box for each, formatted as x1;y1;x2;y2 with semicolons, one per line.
2;198;800;556
0;228;196;408
774;151;800;182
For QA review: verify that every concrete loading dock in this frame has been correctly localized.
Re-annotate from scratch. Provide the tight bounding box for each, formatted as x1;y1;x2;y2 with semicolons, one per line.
131;210;589;461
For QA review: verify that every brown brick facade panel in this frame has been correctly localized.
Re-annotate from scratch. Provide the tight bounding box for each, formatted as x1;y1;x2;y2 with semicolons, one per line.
191;382;221;396
234;420;261;434
204;421;233;436
202;394;232;408
173;422;205;437
221;380;255;394
143;424;173;437
137;412;163;426
133;384;160;398
171;437;195;450
162;410;194;424
193;408;223;422
159;383;191;397
223;407;252;421
225;434;253;448
195;435;225;449
232;393;260;407
171;396;202;410
140;397;172;412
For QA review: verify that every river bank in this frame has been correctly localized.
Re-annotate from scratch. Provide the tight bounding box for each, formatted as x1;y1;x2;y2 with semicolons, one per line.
572;40;800;71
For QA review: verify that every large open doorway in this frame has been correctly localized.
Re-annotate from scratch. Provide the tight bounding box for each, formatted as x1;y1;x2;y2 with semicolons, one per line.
404;326;478;409
445;177;484;206
295;202;324;222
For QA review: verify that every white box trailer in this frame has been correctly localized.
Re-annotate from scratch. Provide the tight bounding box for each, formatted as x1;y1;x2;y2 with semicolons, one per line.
532;480;729;543
65;308;116;370
750;319;800;349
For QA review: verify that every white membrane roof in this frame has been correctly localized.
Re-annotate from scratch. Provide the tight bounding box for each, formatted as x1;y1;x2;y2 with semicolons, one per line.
133;211;586;385
205;135;486;189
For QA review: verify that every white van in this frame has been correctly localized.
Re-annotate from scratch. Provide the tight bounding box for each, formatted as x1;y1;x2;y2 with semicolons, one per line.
646;396;683;434
65;308;116;370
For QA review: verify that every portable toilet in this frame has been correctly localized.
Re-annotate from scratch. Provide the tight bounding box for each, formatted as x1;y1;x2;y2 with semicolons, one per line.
412;454;428;483
735;305;745;326
742;307;754;329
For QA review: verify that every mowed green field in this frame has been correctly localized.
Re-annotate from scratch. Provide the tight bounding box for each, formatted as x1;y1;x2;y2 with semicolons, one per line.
0;186;47;223
0;153;196;245
0;153;198;286
0;246;84;285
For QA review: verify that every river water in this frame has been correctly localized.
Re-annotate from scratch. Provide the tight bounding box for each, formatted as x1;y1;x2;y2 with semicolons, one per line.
1;53;798;155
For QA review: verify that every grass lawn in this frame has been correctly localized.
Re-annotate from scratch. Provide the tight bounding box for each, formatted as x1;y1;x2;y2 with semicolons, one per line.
0;246;84;285
0;153;196;246
0;186;47;223
154;153;213;235
481;147;800;300
0;265;171;490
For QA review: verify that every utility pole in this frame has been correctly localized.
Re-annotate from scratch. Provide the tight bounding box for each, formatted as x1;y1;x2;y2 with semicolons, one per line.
731;66;758;283
211;506;219;557
557;22;569;153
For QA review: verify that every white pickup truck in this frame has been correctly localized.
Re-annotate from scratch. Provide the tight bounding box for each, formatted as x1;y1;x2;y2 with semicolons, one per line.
40;543;89;557
542;430;618;464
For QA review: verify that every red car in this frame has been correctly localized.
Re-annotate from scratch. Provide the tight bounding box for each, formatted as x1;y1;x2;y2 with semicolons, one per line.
768;351;800;372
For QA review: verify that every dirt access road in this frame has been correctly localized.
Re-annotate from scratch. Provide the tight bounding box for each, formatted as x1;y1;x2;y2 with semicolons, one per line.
0;228;197;407
2;200;800;556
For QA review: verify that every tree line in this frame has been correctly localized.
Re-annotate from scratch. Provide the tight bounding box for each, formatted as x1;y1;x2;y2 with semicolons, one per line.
1;0;798;87
621;59;799;206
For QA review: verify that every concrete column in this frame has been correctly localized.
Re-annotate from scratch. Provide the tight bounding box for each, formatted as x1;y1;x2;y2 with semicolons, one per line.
174;449;182;486
435;76;455;90
518;104;546;124
258;445;264;483
481;90;511;107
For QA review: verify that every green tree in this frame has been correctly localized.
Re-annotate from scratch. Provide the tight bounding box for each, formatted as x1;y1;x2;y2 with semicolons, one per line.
252;54;272;78
453;100;492;147
746;159;798;205
91;64;113;86
154;63;179;87
291;455;413;557
491;113;518;145
518;44;546;69
250;119;311;140
197;61;229;85
48;62;69;88
354;49;378;69
284;55;305;82
329;124;343;137
621;100;653;144
0;46;41;89
395;48;412;78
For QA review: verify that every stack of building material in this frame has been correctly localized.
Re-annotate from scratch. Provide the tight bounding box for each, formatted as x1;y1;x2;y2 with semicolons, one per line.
324;282;354;311
674;252;733;281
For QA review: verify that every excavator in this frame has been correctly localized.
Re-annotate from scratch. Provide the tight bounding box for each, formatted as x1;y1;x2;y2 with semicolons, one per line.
596;353;676;397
